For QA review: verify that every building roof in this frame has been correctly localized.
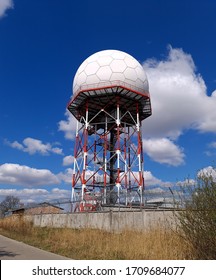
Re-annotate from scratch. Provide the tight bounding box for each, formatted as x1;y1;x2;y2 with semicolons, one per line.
11;202;64;213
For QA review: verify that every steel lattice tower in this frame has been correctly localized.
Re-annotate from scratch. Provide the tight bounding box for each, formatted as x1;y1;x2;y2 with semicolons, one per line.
67;50;152;211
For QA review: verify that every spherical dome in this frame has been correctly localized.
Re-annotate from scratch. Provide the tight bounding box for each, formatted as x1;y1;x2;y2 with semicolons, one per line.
73;50;149;96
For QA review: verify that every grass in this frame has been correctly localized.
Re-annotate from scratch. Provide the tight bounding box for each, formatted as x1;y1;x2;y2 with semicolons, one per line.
0;216;193;259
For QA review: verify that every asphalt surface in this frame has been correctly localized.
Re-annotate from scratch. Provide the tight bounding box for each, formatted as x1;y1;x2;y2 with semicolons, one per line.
0;234;70;260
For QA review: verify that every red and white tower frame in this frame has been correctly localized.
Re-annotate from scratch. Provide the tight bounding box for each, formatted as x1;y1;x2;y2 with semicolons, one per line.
68;84;151;210
67;50;152;211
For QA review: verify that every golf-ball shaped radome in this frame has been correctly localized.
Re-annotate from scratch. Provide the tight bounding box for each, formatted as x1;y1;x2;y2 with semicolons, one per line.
73;49;149;96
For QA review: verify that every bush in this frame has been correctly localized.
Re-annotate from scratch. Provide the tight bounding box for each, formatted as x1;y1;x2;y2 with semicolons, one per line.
176;171;216;259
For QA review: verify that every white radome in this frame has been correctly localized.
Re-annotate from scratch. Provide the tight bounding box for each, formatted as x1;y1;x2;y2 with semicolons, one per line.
73;50;149;96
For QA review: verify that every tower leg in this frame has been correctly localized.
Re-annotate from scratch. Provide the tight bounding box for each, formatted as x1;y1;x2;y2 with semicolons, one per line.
136;103;144;207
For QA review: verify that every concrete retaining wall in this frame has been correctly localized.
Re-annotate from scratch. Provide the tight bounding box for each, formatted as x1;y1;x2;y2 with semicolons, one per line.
26;209;177;232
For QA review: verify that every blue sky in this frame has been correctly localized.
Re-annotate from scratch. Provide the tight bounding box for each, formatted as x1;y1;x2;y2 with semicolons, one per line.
0;0;216;203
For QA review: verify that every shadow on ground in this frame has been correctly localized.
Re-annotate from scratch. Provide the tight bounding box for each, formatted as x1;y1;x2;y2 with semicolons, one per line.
0;247;19;259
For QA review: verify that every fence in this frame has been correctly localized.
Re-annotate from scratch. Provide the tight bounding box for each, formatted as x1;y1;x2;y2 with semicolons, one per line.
25;208;177;232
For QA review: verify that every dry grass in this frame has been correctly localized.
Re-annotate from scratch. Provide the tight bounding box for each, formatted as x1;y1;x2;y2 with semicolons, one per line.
0;216;193;259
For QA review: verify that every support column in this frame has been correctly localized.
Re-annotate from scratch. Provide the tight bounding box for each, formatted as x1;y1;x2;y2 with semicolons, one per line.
71;119;79;211
136;103;144;206
103;117;108;204
81;101;89;201
116;102;121;204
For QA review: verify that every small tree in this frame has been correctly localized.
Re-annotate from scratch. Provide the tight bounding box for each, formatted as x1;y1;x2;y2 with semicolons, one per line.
176;171;216;259
0;195;20;217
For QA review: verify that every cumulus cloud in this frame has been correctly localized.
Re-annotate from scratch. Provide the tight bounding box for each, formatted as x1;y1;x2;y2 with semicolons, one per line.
197;92;216;133
144;171;162;186
197;166;216;181
0;188;48;202
57;168;73;184
205;141;216;157
58;111;77;140
142;46;209;139
51;147;64;155
143;138;185;166
0;187;71;204
0;188;49;197
0;0;13;18
140;46;216;165
176;178;196;187
63;155;74;166
0;163;60;186
5;137;63;155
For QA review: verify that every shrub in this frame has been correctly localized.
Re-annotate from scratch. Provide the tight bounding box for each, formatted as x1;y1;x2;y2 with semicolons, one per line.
176;171;216;259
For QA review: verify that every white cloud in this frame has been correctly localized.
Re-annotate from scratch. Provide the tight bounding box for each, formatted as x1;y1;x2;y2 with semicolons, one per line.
7;140;23;150
5;137;63;155
205;141;216;157
0;0;13;18
197;91;216;133
57;168;73;184
197;166;216;181
0;189;48;197
142;46;209;139
140;46;216;165
143;138;185;166
176;178;196;187
22;138;51;155
0;187;71;204
63;155;74;166
51;147;64;155
0;163;60;186
58;111;77;140
144;171;162;186
208;141;216;149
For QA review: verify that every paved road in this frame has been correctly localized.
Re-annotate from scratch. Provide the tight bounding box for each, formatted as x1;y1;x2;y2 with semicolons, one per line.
0;235;70;260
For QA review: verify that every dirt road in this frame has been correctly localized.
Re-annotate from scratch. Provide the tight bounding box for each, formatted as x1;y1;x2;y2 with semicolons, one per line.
0;234;70;260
